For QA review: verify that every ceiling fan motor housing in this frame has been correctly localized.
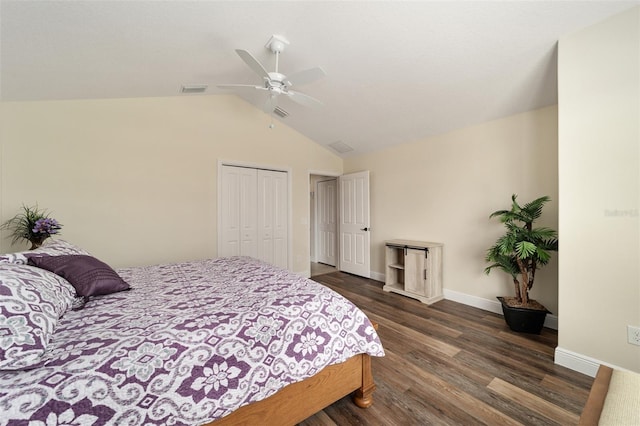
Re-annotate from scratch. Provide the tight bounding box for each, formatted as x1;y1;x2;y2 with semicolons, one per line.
266;72;289;93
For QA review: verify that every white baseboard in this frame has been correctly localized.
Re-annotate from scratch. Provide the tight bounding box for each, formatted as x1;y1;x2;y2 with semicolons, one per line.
370;271;385;282
369;277;559;330
443;289;558;330
554;347;601;377
443;289;503;315
298;269;311;279
363;272;626;377
554;347;603;377
554;347;634;377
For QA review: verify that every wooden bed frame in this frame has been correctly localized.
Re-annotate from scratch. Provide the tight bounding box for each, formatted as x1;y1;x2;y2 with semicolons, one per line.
578;365;613;426
209;352;375;426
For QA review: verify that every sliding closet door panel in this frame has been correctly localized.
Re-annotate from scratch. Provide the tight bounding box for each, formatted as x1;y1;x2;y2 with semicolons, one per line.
257;170;275;266
239;168;258;258
220;167;240;256
220;166;257;258
272;171;288;269
257;170;288;269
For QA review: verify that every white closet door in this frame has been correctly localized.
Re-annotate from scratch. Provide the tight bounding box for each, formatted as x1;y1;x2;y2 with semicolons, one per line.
220;166;257;258
272;171;288;269
239;168;258;257
257;170;288;269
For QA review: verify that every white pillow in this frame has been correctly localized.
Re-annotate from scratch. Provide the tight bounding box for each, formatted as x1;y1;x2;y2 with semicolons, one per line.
0;263;76;370
0;239;91;264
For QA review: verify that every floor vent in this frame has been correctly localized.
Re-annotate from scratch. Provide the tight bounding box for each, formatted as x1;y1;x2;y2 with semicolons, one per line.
180;85;208;94
328;141;354;153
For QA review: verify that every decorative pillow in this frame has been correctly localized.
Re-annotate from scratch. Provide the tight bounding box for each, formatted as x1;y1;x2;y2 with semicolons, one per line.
0;263;76;370
0;252;28;264
27;255;129;298
0;239;91;265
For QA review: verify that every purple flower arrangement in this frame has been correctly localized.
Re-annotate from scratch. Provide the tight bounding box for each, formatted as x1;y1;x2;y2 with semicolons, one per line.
0;204;63;249
32;218;62;238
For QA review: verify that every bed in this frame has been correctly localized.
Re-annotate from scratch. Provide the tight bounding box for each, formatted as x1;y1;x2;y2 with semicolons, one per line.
0;240;384;425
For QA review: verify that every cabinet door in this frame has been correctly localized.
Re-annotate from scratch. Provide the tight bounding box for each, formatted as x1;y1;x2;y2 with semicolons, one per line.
404;248;426;295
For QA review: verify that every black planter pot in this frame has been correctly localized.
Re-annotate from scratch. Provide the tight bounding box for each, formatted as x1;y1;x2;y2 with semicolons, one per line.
497;297;550;334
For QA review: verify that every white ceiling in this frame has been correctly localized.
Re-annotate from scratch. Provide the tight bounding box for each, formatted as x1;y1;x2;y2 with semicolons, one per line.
1;1;637;157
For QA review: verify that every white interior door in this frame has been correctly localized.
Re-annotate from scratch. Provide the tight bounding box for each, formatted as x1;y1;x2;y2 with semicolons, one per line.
317;179;337;266
220;166;257;257
339;171;370;278
257;170;288;269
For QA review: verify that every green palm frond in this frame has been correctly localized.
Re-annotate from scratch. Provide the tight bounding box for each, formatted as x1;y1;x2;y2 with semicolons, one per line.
528;227;557;240
521;196;551;221
515;241;536;258
484;252;519;278
485;194;557;303
535;247;552;264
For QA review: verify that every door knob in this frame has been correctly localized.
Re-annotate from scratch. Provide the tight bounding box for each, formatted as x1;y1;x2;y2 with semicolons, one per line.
360;227;370;231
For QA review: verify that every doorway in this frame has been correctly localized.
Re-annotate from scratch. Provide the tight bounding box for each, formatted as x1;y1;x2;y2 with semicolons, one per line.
309;170;371;278
310;174;338;276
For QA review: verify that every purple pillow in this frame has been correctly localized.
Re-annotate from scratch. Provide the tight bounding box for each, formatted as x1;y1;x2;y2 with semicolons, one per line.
27;255;129;297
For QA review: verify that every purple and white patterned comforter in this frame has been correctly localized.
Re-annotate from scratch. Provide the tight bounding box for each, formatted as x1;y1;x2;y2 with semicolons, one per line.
0;256;384;425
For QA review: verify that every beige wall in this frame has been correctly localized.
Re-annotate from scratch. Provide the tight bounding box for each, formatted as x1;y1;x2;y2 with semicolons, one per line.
558;7;639;372
0;95;343;273
344;105;559;313
2;8;636;376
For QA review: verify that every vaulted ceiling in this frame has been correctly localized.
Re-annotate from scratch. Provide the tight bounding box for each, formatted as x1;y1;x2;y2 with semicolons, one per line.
1;1;637;157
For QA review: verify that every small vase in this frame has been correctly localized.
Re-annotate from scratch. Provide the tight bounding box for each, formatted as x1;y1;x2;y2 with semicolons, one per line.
29;237;47;250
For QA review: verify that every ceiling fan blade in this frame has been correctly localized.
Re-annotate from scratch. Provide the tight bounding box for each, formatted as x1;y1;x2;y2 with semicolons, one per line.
217;84;265;92
286;67;326;86
235;49;270;80
286;90;323;108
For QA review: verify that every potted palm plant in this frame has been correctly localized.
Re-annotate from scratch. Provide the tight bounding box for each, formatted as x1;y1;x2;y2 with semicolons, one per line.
484;194;558;334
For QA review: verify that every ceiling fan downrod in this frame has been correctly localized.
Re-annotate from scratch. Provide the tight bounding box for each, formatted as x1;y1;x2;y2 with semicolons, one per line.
266;35;288;75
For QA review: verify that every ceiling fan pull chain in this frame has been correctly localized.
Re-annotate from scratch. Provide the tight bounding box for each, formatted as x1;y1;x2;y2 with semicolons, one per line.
268;95;276;129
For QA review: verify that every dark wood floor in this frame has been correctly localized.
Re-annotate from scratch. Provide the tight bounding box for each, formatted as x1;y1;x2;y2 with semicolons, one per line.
300;272;594;426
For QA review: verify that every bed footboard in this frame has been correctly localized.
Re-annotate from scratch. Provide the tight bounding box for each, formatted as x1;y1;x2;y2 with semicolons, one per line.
209;353;375;426
353;350;376;408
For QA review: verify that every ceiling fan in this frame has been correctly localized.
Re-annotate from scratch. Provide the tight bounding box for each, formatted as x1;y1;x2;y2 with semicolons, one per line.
218;35;326;114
